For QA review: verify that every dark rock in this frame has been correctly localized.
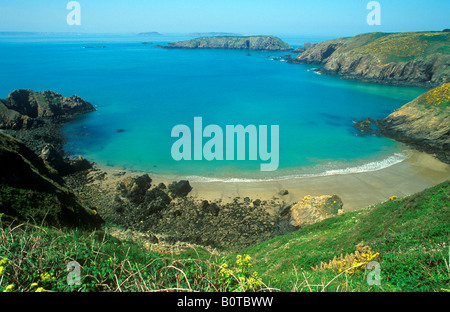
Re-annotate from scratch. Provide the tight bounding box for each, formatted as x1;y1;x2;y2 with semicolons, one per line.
40;144;66;173
118;174;152;203
272;54;292;61
279;189;289;196
0;132;103;229
0;89;96;130
156;182;166;190
168;180;192;197
353;117;381;136
253;199;261;207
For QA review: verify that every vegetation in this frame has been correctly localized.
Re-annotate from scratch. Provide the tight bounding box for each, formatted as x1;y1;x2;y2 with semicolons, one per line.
415;82;450;108
352;31;450;63
236;180;450;292
1;180;448;292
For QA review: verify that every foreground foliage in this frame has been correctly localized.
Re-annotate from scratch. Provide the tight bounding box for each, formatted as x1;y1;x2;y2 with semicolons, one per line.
1;180;449;292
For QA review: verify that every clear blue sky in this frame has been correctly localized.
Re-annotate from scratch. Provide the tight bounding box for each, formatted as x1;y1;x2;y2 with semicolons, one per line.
0;0;448;36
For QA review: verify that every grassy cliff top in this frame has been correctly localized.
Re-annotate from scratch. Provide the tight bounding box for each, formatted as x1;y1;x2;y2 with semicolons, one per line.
344;31;449;63
414;82;450;108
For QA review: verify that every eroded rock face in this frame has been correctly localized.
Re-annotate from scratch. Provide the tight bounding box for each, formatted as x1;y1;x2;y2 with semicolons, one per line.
378;83;450;164
0;89;95;130
289;195;344;228
0;133;103;229
289;32;449;88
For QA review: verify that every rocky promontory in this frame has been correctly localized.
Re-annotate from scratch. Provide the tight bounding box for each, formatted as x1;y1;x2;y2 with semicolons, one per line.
290;31;449;88
0;89;96;154
378;83;450;164
164;35;293;51
0;89;95;130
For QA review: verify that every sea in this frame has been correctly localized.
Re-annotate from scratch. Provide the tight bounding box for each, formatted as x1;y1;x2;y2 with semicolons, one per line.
0;33;426;181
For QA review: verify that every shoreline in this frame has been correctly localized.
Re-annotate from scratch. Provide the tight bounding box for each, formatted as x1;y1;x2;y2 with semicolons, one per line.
94;149;449;212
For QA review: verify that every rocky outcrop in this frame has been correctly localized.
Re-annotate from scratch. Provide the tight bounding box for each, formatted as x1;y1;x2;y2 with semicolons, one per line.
378;83;450;164
0;132;103;228
292;42;312;54
0;89;96;175
0;89;95;130
165;36;293;51
289;195;344;228
168;180;192;198
289;32;450;88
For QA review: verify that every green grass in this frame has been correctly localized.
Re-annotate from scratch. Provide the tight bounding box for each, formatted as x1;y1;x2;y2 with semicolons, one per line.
1;181;449;292
351;31;450;63
414;82;450;109
232;180;450;292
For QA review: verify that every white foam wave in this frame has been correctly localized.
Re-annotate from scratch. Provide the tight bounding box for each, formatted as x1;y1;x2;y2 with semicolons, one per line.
184;152;409;183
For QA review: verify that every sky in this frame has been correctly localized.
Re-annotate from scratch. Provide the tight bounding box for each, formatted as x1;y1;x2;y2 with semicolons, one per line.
0;0;449;37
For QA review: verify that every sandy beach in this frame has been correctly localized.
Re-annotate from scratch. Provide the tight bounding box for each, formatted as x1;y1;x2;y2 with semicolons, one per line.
95;149;449;212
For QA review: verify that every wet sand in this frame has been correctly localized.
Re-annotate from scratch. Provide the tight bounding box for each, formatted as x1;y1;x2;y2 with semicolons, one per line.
97;150;449;212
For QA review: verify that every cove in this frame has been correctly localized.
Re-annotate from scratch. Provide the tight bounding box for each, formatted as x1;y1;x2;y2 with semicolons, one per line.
171;117;280;171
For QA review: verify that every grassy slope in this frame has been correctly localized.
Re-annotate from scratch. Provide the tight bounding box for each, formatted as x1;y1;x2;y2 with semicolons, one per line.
236;180;450;292
342;31;450;63
2;180;448;292
414;82;450;109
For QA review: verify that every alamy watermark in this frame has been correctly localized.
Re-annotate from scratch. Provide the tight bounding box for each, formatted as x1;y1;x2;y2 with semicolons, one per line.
366;261;381;285
171;117;280;171
67;261;81;286
67;1;81;26
367;1;381;26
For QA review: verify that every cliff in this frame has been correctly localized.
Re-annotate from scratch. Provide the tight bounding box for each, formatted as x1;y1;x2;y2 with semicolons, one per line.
165;35;293;51
0;132;103;228
290;31;449;88
378;83;450;163
0;89;95;130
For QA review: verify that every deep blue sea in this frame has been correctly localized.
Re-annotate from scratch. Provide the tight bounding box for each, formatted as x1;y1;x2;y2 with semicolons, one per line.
0;33;426;181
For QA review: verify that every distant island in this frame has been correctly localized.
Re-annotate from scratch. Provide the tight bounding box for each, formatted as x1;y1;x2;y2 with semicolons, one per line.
187;32;242;37
289;31;449;88
164;35;293;51
137;32;162;36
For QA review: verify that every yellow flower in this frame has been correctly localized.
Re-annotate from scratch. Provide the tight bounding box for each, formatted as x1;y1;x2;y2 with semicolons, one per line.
3;284;15;292
30;283;38;289
0;266;4;275
35;287;44;293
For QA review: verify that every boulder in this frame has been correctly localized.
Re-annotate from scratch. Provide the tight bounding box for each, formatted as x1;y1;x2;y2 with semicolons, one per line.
290;195;344;227
168;180;192;197
118;174;152;203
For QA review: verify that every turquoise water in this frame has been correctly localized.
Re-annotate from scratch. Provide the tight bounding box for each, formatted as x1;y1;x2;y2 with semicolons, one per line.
0;34;426;180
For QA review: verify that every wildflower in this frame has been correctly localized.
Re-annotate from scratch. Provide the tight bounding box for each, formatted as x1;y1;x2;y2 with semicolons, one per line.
0;266;4;275
0;258;10;266
35;287;44;293
30;283;38;289
3;284;14;292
